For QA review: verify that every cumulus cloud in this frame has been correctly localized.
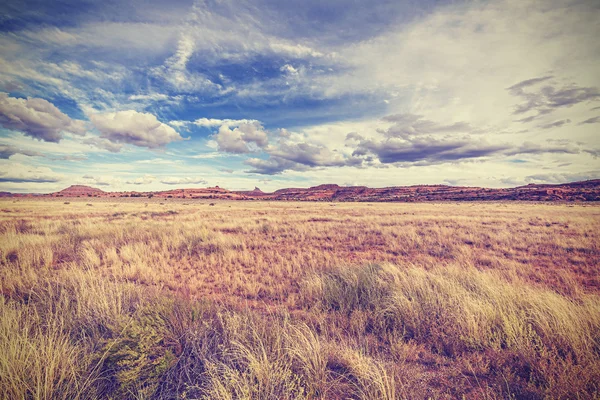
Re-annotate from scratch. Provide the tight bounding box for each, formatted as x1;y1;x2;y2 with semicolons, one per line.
244;107;600;175
245;156;304;175
89;110;184;149
247;114;506;174
0;163;62;183
269;142;348;167
160;177;207;185
214;122;269;153
126;175;155;185
0;144;41;159
0;92;86;142
245;138;364;174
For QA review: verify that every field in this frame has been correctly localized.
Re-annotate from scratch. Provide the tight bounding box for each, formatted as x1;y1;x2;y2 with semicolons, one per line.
1;199;599;399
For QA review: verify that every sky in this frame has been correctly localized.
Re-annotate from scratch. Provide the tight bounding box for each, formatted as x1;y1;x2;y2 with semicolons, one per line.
0;0;599;193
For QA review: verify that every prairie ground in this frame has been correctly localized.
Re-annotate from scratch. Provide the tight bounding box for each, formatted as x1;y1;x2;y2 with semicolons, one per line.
0;199;599;399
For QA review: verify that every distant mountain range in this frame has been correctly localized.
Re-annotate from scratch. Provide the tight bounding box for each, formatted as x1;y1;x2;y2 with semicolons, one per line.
2;180;600;201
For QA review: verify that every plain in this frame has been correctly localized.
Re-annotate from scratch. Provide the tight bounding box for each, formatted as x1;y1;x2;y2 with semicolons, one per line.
0;199;599;399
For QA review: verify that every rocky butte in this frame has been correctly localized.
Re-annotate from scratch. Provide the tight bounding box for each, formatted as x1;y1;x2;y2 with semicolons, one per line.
3;180;600;201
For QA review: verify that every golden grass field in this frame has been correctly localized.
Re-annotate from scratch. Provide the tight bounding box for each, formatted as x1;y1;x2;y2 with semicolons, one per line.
1;199;599;399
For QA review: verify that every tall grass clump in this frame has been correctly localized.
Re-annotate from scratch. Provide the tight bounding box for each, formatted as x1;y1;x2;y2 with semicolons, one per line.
302;263;600;397
0;297;89;400
156;308;398;400
0;269;178;400
1;267;399;399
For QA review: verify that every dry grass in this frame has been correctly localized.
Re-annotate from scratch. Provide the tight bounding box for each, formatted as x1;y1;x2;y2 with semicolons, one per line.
0;199;599;399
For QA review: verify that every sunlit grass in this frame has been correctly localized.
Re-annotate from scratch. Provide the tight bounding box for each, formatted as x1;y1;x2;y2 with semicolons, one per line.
0;199;599;398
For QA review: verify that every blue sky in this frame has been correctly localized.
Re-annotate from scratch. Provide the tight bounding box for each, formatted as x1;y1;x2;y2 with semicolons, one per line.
0;0;599;192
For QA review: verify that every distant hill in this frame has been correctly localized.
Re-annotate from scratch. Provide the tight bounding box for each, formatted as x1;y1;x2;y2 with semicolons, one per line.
2;180;600;201
55;185;106;197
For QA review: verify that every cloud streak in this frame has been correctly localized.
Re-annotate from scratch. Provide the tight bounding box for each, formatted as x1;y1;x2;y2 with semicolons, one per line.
0;144;42;159
508;77;600;120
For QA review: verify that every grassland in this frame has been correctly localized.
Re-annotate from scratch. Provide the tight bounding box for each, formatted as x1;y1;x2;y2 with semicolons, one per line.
0;199;599;399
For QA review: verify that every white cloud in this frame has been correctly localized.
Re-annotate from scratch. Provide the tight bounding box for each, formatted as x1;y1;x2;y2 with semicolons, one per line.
134;158;180;165
188;152;224;159
525;171;600;184
0;0;598;191
89;110;184;149
81;174;120;187
128;93;171;102
269;42;323;58
0;131;99;158
192;118;260;128
125;174;155;185
0;92;86;142
0;162;63;183
82;137;123;153
329;0;600;126
151;32;224;93
0;144;42;159
280;64;299;76
214;122;269;153
160;176;207;185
